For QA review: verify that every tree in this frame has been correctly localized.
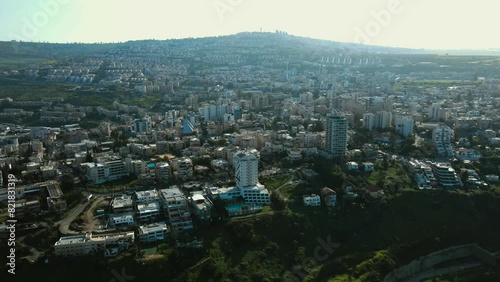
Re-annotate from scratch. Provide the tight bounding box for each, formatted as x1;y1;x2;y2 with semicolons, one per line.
312;120;324;132
60;174;75;192
270;192;287;211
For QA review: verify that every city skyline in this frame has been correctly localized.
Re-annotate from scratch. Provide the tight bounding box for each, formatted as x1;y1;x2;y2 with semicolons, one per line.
2;0;500;50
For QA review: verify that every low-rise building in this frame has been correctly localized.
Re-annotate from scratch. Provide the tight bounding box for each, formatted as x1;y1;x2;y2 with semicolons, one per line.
139;222;169;243
54;232;134;257
288;148;303;161
110;195;134;214
135;190;159;204
362;162;375;172
136;202;161;222
175;157;193;181
347;162;359;171
303;194;321;206
456;148;481;161
108;214;134;227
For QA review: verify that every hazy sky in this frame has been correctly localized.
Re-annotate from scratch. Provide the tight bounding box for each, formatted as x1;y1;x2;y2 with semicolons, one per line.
1;0;498;50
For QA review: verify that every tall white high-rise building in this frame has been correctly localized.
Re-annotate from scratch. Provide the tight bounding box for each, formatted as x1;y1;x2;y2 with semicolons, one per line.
234;151;259;188
233;150;270;205
375;111;392;129
363;113;375;131
428;103;448;121
394;115;414;137
325;113;348;156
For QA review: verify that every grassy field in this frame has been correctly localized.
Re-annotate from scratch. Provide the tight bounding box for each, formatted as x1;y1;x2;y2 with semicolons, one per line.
367;163;414;190
260;173;293;190
0;79;161;108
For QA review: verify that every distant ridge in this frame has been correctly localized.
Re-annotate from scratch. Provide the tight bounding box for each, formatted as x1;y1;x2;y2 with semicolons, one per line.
1;31;500;58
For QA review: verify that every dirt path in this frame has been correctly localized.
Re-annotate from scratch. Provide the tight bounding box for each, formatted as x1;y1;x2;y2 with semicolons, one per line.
274;175;294;201
83;197;106;232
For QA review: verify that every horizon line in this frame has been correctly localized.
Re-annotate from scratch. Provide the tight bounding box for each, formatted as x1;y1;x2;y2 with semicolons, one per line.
2;31;500;53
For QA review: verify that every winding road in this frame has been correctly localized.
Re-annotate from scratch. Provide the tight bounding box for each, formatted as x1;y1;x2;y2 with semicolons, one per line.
56;199;92;235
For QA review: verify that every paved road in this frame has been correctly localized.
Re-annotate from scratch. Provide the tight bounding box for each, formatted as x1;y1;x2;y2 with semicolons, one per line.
56;199;92;235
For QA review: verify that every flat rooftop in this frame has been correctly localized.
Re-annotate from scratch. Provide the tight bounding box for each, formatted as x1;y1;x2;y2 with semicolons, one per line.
135;190;158;198
160;187;183;197
55;234;87;245
139;222;168;234
111;195;133;206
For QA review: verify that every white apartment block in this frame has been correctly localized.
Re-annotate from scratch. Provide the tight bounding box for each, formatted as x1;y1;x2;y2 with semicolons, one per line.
54;232;134;257
394;115;414;137
84;156;128;184
137;202;161;222
363;113;375;131
432;162;462;188
433;126;454;156
135;190;159;204
303;194;321;206
375;111;392;129
233;150;270;204
108;214;134;227
64;140;97;156
160;187;194;232
456;148;481;161
139;222;169;243
234;150;259;188
240;183;270;205
126;159;146;175
110;195;134;214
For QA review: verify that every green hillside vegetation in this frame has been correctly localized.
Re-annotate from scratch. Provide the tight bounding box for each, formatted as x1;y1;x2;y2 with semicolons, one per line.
11;188;500;282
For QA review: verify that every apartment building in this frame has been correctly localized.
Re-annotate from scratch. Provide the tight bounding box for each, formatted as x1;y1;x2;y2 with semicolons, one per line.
433;126;454;156
135;189;159;204
54;232;134;257
325;113;348;156
175;157;193;181
160;187;194;232
84;156;128;184
136;202;161;222
432;162;462;188
233;150;270;205
303;194;321;206
394;115;414;137
189;193;213;222
139;222;169;243
155;162;171;182
110;195;134;214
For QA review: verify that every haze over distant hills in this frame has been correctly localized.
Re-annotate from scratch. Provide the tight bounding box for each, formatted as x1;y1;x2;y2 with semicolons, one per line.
2;32;500;60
